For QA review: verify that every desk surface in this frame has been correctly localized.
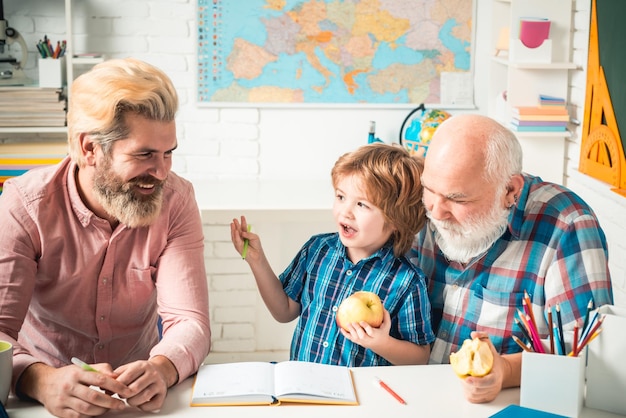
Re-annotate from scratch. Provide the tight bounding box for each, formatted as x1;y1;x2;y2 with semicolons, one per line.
6;364;623;418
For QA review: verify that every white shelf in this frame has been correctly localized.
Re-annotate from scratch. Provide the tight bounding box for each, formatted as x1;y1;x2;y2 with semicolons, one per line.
71;57;105;66
489;0;575;185
492;57;578;70
0;127;67;134
512;130;572;139
0;0;102;134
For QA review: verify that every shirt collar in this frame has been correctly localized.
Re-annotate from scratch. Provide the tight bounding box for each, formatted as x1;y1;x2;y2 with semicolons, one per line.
66;158;96;227
508;174;531;240
334;234;395;265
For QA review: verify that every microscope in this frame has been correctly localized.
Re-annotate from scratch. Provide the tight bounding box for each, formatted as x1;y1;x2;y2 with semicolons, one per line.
0;0;31;85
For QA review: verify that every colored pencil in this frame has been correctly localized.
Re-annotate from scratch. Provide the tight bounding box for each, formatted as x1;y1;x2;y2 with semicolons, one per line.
582;299;594;332
514;317;533;346
555;304;565;355
547;306;554;354
572;316;604;357
512;335;532;352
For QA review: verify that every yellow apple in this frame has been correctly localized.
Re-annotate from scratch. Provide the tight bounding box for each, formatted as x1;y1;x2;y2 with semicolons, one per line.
449;337;494;378
336;291;384;331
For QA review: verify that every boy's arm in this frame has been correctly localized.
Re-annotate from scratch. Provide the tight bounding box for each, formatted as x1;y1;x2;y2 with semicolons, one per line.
230;217;300;323
247;251;301;323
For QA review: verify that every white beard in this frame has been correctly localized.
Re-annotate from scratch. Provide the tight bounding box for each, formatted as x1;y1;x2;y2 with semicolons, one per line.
428;204;511;264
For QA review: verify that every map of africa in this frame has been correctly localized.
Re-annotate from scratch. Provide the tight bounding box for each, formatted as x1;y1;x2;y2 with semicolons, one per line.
197;0;473;106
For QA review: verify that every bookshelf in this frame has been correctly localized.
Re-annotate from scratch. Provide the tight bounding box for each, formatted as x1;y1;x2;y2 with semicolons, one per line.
488;0;576;185
0;0;103;134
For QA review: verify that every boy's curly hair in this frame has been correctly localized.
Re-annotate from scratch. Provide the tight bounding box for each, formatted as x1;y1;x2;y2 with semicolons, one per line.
331;143;426;257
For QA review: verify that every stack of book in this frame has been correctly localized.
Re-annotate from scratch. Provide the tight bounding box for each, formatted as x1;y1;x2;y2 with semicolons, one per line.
538;94;566;107
0;87;67;127
510;105;569;133
0;142;67;194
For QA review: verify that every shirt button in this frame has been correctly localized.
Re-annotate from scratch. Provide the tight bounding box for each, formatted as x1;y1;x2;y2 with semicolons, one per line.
441;330;449;340
332;306;338;312
102;278;108;284
99;316;105;321
98;344;104;349
346;270;352;276
322;341;329;348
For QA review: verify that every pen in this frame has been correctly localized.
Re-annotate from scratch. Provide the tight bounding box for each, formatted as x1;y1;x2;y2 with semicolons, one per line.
71;357;100;373
241;224;252;260
374;376;406;405
555;304;565;355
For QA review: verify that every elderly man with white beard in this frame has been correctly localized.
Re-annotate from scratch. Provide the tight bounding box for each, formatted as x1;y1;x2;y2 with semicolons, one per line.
409;114;613;404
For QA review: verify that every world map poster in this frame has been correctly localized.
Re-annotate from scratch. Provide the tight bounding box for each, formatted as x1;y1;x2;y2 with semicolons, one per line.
197;0;474;107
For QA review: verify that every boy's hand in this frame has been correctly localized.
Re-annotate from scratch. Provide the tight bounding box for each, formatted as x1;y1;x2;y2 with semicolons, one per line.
339;308;392;349
230;216;261;262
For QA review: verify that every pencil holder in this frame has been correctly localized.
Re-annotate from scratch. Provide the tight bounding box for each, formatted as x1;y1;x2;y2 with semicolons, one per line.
585;305;626;415
38;57;66;88
520;351;584;417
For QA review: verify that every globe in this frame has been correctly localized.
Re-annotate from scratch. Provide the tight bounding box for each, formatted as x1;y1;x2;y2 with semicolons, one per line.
403;108;451;157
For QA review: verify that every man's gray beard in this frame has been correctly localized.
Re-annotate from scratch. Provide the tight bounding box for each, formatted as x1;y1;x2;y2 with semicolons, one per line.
429;205;511;264
93;159;165;228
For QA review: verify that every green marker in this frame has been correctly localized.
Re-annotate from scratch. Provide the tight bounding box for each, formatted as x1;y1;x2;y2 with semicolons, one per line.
241;224;252;260
71;357;100;373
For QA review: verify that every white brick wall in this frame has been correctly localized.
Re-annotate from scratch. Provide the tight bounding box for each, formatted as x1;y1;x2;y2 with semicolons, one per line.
4;0;625;362
201;209;334;363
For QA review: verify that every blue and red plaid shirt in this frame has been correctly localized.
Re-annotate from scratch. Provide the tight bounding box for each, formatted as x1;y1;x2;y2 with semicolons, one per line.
280;232;434;367
410;174;613;363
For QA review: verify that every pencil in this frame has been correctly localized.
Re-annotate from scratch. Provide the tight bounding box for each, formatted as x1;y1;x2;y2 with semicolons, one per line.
555;304;565;355
523;290;537;332
374;377;406;405
572;321;579;357
552;321;563;355
582;299;594;332
579;310;599;344
573;316;604;357
241;224;252;260
514;317;533;346
547;306;555;354
512;335;532;352
525;313;545;353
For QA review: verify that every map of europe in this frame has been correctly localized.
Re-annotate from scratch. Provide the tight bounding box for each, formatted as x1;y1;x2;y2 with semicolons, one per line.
197;0;473;106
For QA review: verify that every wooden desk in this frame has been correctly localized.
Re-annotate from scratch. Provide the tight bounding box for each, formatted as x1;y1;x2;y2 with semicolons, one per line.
6;364;623;417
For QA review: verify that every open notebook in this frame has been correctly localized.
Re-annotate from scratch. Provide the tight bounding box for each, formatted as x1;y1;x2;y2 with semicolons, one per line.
190;360;358;406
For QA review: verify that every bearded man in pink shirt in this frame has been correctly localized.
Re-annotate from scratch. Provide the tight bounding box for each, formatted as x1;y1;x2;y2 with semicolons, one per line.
0;58;211;417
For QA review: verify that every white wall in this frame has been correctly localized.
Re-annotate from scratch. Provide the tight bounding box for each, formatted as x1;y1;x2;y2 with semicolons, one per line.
4;0;625;360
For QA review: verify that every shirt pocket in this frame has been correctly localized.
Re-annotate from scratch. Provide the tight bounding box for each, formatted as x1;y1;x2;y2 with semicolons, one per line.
476;286;524;333
126;267;157;318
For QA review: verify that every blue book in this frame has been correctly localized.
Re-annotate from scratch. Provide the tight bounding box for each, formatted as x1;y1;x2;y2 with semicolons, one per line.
509;125;567;132
490;404;568;417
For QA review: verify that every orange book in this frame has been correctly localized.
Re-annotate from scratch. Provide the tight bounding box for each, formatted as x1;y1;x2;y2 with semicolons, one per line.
511;106;568;116
512;114;570;122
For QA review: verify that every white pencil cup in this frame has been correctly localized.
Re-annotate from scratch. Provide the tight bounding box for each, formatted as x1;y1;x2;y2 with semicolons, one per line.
520;351;585;417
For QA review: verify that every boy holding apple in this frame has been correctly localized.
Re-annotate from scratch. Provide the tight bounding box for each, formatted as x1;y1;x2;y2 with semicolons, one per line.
231;143;434;367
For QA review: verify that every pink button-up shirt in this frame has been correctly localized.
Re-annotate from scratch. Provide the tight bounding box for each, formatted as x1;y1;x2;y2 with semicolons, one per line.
0;157;210;389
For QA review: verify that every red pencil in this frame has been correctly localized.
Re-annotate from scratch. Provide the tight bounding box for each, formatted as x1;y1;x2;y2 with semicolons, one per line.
573;316;604;356
572;321;579;357
375;377;406;405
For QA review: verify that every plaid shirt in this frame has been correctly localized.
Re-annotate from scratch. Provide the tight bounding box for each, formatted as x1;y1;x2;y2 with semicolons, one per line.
280;233;434;367
410;174;613;364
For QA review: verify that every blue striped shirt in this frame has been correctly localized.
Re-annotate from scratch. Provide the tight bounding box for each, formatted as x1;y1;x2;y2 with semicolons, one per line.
280;232;434;367
410;174;613;363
